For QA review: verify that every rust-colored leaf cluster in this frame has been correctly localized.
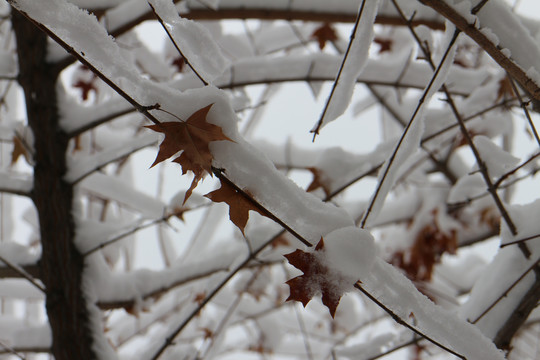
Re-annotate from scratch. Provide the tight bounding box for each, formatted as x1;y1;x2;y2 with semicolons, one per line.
391;221;457;281
311;23;338;50
284;239;347;318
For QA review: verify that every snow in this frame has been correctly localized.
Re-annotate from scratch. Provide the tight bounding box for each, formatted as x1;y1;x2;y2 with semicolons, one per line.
321;226;376;284
460;246;536;339
86;246;238;307
361;24;457;226
336;331;410;360
0;319;50;350
475;0;540;87
104;0;152;34
448;173;486;204
66;133;158;182
0;171;33;195
0;279;43;299
473;135;520;178
148;0;229;83
0;241;40;266
8;0;532;358
80;172;166;219
363;258;506;360
460;199;540;340
500;200;540;254
313;0;380;131
0;50;16;77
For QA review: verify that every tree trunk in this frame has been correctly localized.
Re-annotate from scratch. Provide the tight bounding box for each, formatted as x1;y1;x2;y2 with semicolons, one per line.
12;11;97;360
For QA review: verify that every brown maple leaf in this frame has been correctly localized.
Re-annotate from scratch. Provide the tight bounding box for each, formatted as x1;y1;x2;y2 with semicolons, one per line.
374;37;392;53
145;104;233;203
284;239;347;318
11;135;28;165
306;167;331;197
73;77;98;101
496;77;515;102
311;23;338;50
205;180;266;234
270;234;290;249
171;56;185;72
391;218;457;281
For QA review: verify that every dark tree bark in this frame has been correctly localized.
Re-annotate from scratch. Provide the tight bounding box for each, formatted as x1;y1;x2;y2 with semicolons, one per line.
11;10;97;360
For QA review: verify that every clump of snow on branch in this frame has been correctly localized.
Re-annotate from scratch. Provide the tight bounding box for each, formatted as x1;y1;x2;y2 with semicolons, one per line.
321;226;376;285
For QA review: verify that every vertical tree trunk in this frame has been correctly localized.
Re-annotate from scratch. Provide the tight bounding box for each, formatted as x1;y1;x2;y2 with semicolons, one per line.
12;11;97;360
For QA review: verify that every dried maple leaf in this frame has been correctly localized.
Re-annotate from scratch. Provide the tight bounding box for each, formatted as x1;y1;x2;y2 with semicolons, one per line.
201;327;213;340
284;239;347;318
11;135;28;165
73;77;97;101
374;37;392;53
171;56;185;72
391;221;457;281
193;292;206;305
205;180;266;234
311;23;338;50
271;234;290;249
145;104;233;203
306;167;332;197
496;77;515;102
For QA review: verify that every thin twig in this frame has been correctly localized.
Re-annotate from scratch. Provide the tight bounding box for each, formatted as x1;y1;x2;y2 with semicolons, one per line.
212;167;313;247
295;303;314;360
196;270;259;359
9;5;163;127
506;74;540;148
469;257;540;324
0;255;45;293
148;2;209;86
0;340;27;360
419;0;540;102
360;29;460;228
500;233;540;248
149;230;286;360
396;1;524;255
354;283;465;359
311;0;367;140
83;217;166;257
367;337;421;360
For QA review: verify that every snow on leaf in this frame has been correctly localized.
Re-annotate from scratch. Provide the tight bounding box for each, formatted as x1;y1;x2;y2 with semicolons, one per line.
205;180;266;235
145;104;233;203
284;239;341;318
285;227;376;318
